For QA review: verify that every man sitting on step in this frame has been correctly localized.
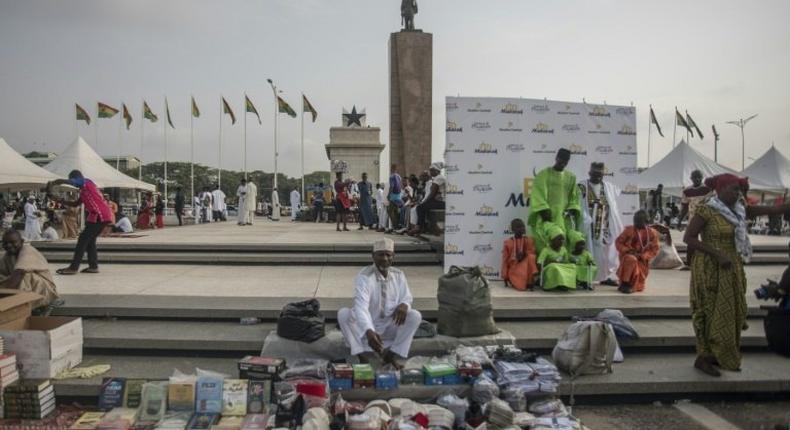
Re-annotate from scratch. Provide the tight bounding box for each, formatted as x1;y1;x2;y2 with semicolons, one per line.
338;237;422;369
1;229;61;311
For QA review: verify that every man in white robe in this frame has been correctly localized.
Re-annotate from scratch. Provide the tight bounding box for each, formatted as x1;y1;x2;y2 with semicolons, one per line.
236;179;249;225
338;238;422;368
246;181;258;225
269;187;280;221
199;188;213;224
23;197;42;242
375;184;387;231
578;162;624;285
290;189;301;222
211;184;227;222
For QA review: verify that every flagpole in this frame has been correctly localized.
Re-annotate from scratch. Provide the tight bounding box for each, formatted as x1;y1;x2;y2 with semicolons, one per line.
139;101;144;181
300;94;305;203
164;97;168;215
190;96;195;215
95;103;100;153
672;106;677;147
244;94;248;181
218;96;222;189
647;105;652;167
117;103;122;170
685;110;689;143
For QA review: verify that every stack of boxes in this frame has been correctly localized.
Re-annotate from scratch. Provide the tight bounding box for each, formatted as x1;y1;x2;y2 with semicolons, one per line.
351;364;374;389
0;352;18;418
237;355;285;414
423;363;460;385
328;364;353;391
3;379;55;419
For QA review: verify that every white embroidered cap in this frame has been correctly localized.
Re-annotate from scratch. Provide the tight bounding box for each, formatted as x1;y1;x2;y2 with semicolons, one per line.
373;237;395;253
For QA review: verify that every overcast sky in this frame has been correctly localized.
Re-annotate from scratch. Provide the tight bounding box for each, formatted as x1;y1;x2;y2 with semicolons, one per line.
1;0;789;178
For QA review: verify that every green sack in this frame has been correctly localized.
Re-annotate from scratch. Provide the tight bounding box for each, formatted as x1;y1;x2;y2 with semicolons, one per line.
437;266;499;337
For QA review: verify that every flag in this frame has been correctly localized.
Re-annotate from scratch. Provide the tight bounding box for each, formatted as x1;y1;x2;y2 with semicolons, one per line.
245;95;261;124
97;102;119;118
191;96;200;118
675;109;693;137
222;97;236;125
143;102;158;122
686;111;704;139
649;105;663;137
277;96;297;118
165;99;175;129
303;94;318;123
122;104;132;130
712;124;720;141
76;104;91;125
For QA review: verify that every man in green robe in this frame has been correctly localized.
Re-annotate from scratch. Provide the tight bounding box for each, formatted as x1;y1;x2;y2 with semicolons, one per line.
528;148;582;253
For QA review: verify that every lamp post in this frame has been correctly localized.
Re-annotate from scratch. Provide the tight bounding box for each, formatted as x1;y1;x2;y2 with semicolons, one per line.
726;114;758;170
266;79;279;191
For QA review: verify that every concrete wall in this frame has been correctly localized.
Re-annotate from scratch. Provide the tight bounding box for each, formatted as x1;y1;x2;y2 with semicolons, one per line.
325;127;384;185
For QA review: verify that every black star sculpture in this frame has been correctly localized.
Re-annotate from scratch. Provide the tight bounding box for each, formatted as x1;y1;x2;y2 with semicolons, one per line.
343;106;365;127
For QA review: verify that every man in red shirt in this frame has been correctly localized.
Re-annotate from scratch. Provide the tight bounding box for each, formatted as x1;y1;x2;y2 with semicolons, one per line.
47;170;113;275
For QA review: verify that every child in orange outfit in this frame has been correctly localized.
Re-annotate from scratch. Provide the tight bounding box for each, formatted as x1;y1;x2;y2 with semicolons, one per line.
501;218;539;291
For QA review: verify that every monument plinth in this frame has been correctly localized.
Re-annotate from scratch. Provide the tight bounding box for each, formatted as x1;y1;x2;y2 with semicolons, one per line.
325;106;384;184
389;30;432;176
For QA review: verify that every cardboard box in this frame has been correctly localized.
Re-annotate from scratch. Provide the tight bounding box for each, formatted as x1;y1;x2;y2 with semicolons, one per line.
0;290;42;327
0;317;83;379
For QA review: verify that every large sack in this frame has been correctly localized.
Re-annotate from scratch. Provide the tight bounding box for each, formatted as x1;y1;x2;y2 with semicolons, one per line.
552;321;616;377
651;243;684;269
276;299;326;343
437;266;498;337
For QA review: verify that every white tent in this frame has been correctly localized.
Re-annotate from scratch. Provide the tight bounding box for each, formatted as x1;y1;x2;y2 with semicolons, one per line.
0;137;63;190
44;137;155;192
740;145;790;191
637;140;773;194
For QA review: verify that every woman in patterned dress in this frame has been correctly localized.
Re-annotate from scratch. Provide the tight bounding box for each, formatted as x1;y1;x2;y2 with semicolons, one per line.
684;174;790;376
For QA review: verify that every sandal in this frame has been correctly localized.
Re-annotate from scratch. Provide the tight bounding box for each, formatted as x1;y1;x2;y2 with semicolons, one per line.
694;356;721;377
81;268;100;274
56;268;78;275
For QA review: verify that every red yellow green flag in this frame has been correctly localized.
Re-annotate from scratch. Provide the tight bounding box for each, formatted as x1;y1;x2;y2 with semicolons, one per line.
165;98;175;129
97;102;119;118
191;96;200;118
245;95;261;125
303;95;317;123
76;104;91;125
277;96;297;118
122;104;132;130
222;97;236;125
143;102;158;123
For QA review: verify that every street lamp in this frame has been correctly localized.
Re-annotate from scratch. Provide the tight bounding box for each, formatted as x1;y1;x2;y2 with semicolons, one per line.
726;114;758;171
267;79;283;221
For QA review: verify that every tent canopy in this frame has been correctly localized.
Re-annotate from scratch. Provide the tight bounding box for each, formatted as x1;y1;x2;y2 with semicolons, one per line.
638;140;773;194
0;137;63;190
44;137;155;192
740;145;790;191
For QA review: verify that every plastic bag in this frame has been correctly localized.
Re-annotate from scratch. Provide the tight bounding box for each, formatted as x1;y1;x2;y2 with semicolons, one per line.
527;399;566;416
436;392;469;427
283;358;329;380
455;346;492;367
501;387;526;412
472;375;500;404
651;243;684;270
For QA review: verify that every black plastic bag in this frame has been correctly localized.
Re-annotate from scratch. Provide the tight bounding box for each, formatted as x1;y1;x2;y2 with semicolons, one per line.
277;299;326;343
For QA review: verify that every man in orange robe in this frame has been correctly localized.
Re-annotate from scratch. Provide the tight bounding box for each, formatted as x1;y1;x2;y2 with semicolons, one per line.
615;210;660;294
501;219;538;290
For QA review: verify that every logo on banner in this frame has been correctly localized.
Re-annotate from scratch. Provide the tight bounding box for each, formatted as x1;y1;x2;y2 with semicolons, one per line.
503;228;514;235
481;266;499;278
446;120;463;132
619;145;638;155
476;205;499;217
446;184;464;195
468;164;493;175
470;224;494;235
467;102;492;113
562;124;581;133
446;102;459;111
589;106;611;117
445;142;464;153
558;104;581;115
623;184;639;195
474;142;498;154
446;164;460;173
602;166;615;177
499;121;523;132
473;244;494;253
501;103;523;114
531;103;550;114
446;205;466;216
617;124;636;136
595;145;614;154
445;224;461;234
532;144;557;154
445;244;464;255
620;167;639;175
473;184;493;193
569;144;587;155
471;121;491;130
588;123;611;134
532;122;554;133
616;107;635;116
506;143;525;152
506;193;526;207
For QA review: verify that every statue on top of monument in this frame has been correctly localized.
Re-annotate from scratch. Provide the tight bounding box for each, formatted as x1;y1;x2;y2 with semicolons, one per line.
401;0;418;31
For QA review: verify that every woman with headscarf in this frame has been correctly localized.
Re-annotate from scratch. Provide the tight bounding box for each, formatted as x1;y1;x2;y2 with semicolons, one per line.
684;174;790;376
536;222;577;290
137;193;153;230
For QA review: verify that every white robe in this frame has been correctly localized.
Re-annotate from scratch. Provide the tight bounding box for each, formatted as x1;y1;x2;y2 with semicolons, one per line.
23;202;41;241
270;188;280;221
211;190;227;213
579;180;624;282
237;184;249;224
246;182;258;223
41;226;59;241
375;188;387;228
290;190;301;221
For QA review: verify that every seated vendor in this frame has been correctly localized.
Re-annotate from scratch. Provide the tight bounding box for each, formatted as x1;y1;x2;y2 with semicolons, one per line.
537;223;577;290
568;230;597;290
338;237;421;369
615;210;660;294
0;229;61;310
501;218;538;291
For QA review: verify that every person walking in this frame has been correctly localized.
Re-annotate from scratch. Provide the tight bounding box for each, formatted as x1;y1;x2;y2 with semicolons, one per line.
154;194;165;229
334;172;350;232
174;187;185;226
22;196;42;241
290;188;301;222
212;184;227;222
48;170;113;275
386;165;403;232
357;173;374;230
313;183;325;223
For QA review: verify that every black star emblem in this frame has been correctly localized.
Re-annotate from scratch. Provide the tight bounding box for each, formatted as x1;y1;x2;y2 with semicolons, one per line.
343;106;365;127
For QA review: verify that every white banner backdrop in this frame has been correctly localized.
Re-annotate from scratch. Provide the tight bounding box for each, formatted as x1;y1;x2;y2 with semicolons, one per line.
444;97;640;279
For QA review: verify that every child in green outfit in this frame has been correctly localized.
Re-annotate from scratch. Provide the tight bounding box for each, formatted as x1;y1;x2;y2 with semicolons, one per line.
537;223;577;291
568;230;597;290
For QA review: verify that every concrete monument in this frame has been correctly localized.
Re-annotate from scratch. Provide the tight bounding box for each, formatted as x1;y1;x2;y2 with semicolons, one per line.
325;106;385;185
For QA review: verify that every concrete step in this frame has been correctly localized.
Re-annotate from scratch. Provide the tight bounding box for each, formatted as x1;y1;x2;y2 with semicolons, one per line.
52;351;790;400
40;251;441;265
33;242;435;253
80;318;768;353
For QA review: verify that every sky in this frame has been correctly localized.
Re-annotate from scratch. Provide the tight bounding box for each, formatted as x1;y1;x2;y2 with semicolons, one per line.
1;0;789;179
